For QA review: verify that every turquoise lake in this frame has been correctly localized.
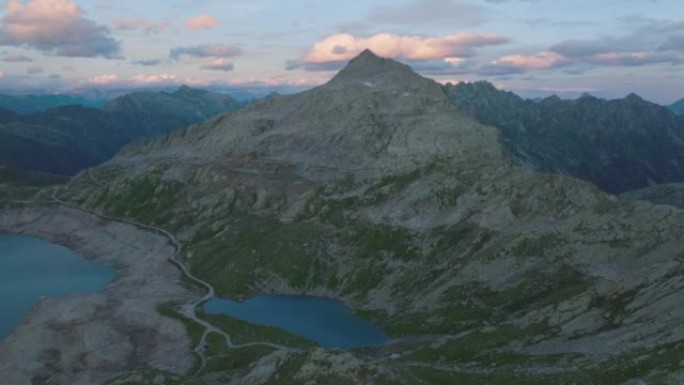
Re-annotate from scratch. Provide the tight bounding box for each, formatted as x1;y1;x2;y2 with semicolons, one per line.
204;295;388;349
0;234;114;339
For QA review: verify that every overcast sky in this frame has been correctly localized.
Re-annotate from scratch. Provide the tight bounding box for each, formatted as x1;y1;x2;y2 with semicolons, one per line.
0;0;682;103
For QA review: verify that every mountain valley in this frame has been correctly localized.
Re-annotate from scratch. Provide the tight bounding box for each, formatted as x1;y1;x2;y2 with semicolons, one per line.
3;50;678;384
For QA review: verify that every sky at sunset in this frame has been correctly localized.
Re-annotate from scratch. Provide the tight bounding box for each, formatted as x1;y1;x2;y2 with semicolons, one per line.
0;0;682;103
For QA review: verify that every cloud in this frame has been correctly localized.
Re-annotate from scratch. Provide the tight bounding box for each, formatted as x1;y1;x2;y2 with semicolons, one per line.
85;72;230;89
585;51;682;66
0;0;121;58
200;59;234;71
169;44;242;60
547;19;684;68
131;59;162;66
62;63;76;72
289;32;510;70
113;18;169;34
491;51;571;71
550;40;612;58
187;15;220;30
659;34;684;51
368;0;484;26
2;53;33;62
26;63;43;74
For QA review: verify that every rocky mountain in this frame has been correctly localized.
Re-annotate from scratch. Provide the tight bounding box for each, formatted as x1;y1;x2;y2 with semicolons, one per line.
444;81;684;194
32;50;684;384
0;86;244;176
670;98;684;115
0;93;107;115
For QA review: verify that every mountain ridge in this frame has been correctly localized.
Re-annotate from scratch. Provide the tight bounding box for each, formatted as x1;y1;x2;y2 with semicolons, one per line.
0;86;245;176
444;80;684;194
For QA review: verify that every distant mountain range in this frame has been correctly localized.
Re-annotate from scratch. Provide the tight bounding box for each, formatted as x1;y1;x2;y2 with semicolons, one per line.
0;93;107;115
0;86;245;176
670;98;684;115
445;81;684;194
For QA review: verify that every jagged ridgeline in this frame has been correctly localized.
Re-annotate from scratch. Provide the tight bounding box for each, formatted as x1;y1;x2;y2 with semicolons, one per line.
0;86;244;176
445;81;684;194
65;50;684;384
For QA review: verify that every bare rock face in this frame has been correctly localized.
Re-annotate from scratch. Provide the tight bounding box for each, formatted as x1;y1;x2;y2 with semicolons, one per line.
29;50;684;383
0;206;195;385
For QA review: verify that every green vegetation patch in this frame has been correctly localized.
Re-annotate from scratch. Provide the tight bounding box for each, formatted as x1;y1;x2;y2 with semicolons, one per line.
199;311;315;349
186;214;328;297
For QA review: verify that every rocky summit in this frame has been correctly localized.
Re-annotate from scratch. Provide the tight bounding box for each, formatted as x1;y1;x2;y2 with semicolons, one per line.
23;50;684;384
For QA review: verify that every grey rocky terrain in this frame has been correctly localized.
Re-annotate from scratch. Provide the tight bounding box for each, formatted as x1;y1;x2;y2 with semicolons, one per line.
0;205;196;385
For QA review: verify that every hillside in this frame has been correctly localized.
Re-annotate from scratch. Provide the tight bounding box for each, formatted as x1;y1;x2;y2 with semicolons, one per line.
444;81;684;194
670;98;684;115
0;87;244;176
40;50;684;384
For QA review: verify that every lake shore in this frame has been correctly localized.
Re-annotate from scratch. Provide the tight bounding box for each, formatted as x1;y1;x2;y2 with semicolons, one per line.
0;205;197;385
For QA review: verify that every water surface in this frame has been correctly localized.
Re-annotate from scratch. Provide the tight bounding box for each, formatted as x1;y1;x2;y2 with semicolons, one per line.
204;295;388;349
0;234;114;339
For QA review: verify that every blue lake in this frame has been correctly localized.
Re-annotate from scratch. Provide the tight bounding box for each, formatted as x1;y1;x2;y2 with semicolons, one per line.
0;234;114;339
204;295;388;349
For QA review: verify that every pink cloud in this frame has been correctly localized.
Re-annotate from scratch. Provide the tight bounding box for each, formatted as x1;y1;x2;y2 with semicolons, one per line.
113;18;170;34
0;0;120;58
2;53;33;62
587;51;682;66
87;73;212;88
83;72;324;90
88;73;119;85
492;51;569;70
298;33;509;65
187;15;220;31
200;59;235;72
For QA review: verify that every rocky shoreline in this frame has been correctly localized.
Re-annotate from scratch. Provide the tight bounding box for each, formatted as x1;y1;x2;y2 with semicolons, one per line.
0;205;196;385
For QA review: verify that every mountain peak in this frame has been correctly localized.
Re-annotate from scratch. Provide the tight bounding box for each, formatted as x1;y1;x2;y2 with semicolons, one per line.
174;84;204;96
624;92;645;103
328;49;422;87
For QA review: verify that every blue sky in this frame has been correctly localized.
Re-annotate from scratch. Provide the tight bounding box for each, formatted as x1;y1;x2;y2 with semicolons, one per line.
0;0;682;103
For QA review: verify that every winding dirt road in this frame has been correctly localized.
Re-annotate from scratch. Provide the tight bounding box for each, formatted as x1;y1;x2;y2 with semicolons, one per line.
49;186;296;376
